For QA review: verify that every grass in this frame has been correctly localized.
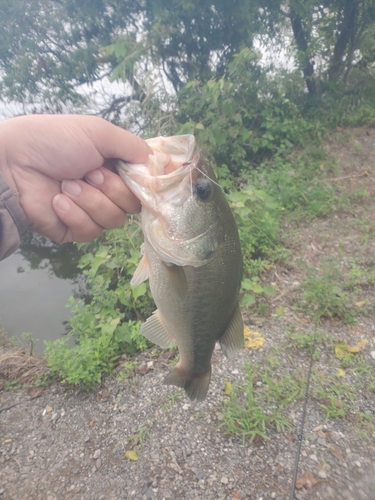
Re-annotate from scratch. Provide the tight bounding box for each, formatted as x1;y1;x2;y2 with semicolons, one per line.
222;308;375;441
222;347;375;441
0;331;47;389
297;256;375;323
117;361;137;382
221;361;305;442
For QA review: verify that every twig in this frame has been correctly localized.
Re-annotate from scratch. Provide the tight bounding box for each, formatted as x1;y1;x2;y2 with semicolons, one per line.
0;400;24;413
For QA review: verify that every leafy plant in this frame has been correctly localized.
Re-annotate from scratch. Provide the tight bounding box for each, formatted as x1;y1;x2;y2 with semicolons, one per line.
44;221;154;387
222;363;305;442
300;267;355;323
177;48;325;175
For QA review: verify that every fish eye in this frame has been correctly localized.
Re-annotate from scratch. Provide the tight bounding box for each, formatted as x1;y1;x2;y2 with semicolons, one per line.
194;180;211;201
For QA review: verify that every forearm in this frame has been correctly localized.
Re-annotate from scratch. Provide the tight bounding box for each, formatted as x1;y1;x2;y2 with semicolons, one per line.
0;172;30;260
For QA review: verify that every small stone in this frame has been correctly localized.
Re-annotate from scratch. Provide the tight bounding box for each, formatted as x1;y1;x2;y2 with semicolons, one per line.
220;476;229;485
93;450;101;459
318;470;327;479
370;351;375;360
310;454;318;462
355;461;361;468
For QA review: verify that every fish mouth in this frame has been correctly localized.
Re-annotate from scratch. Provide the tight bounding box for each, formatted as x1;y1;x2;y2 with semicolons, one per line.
146;135;196;174
116;135;199;210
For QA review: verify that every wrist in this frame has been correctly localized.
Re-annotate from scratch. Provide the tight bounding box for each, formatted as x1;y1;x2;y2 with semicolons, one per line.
0;120;19;193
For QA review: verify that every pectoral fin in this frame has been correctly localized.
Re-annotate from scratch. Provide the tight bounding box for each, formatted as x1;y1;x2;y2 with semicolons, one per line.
140;310;175;348
130;244;150;286
162;262;188;302
219;305;244;358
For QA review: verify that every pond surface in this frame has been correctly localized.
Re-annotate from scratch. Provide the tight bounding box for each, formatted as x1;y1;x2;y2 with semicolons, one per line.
0;231;83;352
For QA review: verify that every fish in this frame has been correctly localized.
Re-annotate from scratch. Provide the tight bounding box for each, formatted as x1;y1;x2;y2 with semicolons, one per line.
116;135;243;401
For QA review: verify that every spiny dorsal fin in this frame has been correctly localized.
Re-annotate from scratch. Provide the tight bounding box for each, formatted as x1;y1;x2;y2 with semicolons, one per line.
140;310;175;348
218;304;244;359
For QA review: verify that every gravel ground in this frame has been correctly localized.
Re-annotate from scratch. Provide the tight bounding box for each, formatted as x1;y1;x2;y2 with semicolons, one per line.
1;127;375;499
1;317;375;500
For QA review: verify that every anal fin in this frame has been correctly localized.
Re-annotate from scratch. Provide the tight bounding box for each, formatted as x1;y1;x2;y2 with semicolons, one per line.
219;304;244;359
140;310;175;348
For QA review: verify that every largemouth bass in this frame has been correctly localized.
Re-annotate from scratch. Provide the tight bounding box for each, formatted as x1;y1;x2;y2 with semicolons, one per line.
117;135;243;401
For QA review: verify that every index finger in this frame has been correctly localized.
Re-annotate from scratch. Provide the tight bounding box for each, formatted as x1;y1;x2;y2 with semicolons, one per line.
75;116;153;164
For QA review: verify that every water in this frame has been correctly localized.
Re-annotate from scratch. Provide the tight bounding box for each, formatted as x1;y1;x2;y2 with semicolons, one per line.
0;231;83;352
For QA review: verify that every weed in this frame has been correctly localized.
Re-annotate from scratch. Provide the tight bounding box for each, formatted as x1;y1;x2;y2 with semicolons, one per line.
285;329;331;360
300;267;356;323
312;369;358;419
127;421;154;449
21;332;38;356
162;389;184;410
117;361;137;382
222;363;305;442
356;413;375;441
3;380;24;391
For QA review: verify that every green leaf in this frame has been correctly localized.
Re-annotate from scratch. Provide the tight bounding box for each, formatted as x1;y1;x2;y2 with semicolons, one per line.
132;283;147;301
241;294;256;307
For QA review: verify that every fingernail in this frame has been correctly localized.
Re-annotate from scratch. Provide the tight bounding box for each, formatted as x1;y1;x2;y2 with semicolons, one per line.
85;169;104;186
53;194;71;212
62;180;82;196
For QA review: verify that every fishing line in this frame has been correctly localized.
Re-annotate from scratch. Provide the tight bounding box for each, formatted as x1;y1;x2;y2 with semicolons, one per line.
194;164;280;252
189;161;194;196
245;216;279;250
289;318;319;500
194;164;225;191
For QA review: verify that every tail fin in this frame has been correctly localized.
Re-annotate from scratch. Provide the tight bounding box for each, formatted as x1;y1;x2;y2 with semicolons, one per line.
163;366;211;402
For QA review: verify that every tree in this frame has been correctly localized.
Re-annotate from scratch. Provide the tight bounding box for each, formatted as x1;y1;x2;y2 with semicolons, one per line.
283;0;375;96
0;0;374;120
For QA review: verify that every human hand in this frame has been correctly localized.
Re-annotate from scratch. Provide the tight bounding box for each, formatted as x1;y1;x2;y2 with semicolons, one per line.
0;114;152;243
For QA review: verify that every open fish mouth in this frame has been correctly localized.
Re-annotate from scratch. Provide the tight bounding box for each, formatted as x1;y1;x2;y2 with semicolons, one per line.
116;135;203;215
116;134;222;267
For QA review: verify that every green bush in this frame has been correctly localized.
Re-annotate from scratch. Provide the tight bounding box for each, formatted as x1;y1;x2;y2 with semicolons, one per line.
177;48;325;175
45;220;154;387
